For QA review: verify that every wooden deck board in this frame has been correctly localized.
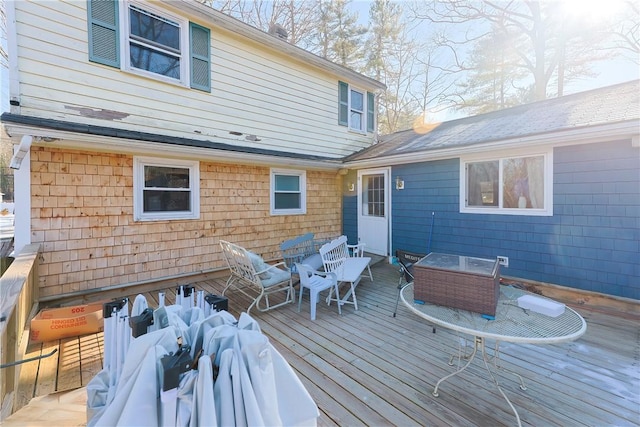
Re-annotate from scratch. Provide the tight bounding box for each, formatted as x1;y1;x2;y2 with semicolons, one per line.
33;340;60;397
78;333;103;387
9;262;640;426
56;337;81;392
14;341;42;409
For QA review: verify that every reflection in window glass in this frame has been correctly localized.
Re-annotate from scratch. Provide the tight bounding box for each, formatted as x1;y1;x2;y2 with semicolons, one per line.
144;166;189;188
503;156;544;209
130;45;180;79
143;190;190;211
128;5;181;79
467;161;498;207
350;89;364;131
143;165;190;211
134;157;199;221
275;175;300;192
274;173;302;211
465;155;546;211
274;193;301;210
130;7;180;50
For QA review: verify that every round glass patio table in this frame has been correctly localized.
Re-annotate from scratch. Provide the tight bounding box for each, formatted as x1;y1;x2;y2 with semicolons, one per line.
401;283;587;427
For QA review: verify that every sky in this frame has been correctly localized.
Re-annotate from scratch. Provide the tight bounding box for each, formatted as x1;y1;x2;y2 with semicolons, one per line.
349;0;640;121
1;0;639;120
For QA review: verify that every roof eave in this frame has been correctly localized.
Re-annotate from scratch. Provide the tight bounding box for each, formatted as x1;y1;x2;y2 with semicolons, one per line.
344;120;640;169
2;122;344;171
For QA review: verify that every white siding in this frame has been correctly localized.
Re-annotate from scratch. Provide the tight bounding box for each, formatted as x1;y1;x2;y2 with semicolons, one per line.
13;0;376;158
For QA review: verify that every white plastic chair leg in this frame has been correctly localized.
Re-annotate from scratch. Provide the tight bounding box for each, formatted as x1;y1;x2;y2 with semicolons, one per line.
309;290;319;320
298;285;305;313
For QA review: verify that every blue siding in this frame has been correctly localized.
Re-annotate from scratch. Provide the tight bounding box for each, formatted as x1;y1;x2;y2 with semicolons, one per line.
381;140;639;300
342;193;358;244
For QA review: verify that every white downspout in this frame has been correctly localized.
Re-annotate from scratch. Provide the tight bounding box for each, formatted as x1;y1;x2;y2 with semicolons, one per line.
6;0;21;112
5;2;31;255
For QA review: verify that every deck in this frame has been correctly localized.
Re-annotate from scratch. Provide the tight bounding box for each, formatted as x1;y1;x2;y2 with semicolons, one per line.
7;261;640;426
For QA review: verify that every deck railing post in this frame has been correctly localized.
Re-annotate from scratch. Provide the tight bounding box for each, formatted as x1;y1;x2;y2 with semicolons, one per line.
0;243;41;420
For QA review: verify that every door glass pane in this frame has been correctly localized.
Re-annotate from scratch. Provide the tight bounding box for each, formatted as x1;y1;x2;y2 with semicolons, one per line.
362;174;385;217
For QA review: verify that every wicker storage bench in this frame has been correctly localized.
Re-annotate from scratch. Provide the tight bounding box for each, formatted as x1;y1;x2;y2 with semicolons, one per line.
413;253;500;316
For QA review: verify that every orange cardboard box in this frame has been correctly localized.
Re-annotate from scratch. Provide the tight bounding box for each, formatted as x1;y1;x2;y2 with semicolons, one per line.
30;302;105;342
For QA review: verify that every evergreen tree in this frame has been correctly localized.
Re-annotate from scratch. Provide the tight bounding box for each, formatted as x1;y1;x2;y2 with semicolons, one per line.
457;24;531;114
365;0;420;134
311;0;366;69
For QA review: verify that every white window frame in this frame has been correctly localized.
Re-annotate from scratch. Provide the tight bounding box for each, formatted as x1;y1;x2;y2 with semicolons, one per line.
460;148;553;216
120;1;189;87
133;157;200;221
349;87;366;133
270;169;307;215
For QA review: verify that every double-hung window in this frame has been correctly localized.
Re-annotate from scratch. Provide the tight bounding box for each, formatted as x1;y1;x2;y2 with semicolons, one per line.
339;81;375;133
87;0;211;91
127;5;183;82
460;150;553;216
133;157;200;221
270;169;306;215
349;89;364;131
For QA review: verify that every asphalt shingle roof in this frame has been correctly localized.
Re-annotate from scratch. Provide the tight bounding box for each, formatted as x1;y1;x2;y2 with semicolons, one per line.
347;80;640;162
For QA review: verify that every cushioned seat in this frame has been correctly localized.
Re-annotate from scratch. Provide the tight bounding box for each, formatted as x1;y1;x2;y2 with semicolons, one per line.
301;253;323;271
220;240;294;313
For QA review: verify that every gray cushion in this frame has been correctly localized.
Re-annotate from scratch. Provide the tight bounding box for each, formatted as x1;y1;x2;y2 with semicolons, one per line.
248;251;291;286
262;269;291;288
302;253;323;271
247;251;272;280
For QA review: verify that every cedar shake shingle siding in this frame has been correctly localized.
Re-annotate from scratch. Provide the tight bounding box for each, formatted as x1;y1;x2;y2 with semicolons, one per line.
31;147;342;298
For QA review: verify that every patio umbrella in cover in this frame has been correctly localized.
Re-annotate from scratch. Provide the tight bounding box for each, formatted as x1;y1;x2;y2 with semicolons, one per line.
86;299;319;427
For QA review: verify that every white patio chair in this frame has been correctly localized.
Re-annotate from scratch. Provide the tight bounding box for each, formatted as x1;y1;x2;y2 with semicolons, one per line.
295;263;341;320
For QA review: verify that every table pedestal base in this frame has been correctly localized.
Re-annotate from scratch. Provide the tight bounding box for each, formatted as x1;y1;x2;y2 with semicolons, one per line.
432;336;526;427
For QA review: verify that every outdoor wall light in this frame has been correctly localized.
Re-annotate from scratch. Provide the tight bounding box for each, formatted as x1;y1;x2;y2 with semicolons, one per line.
348;182;355;192
395;176;405;190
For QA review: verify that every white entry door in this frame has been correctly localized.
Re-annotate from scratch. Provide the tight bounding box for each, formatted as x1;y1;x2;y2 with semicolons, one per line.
357;168;390;256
